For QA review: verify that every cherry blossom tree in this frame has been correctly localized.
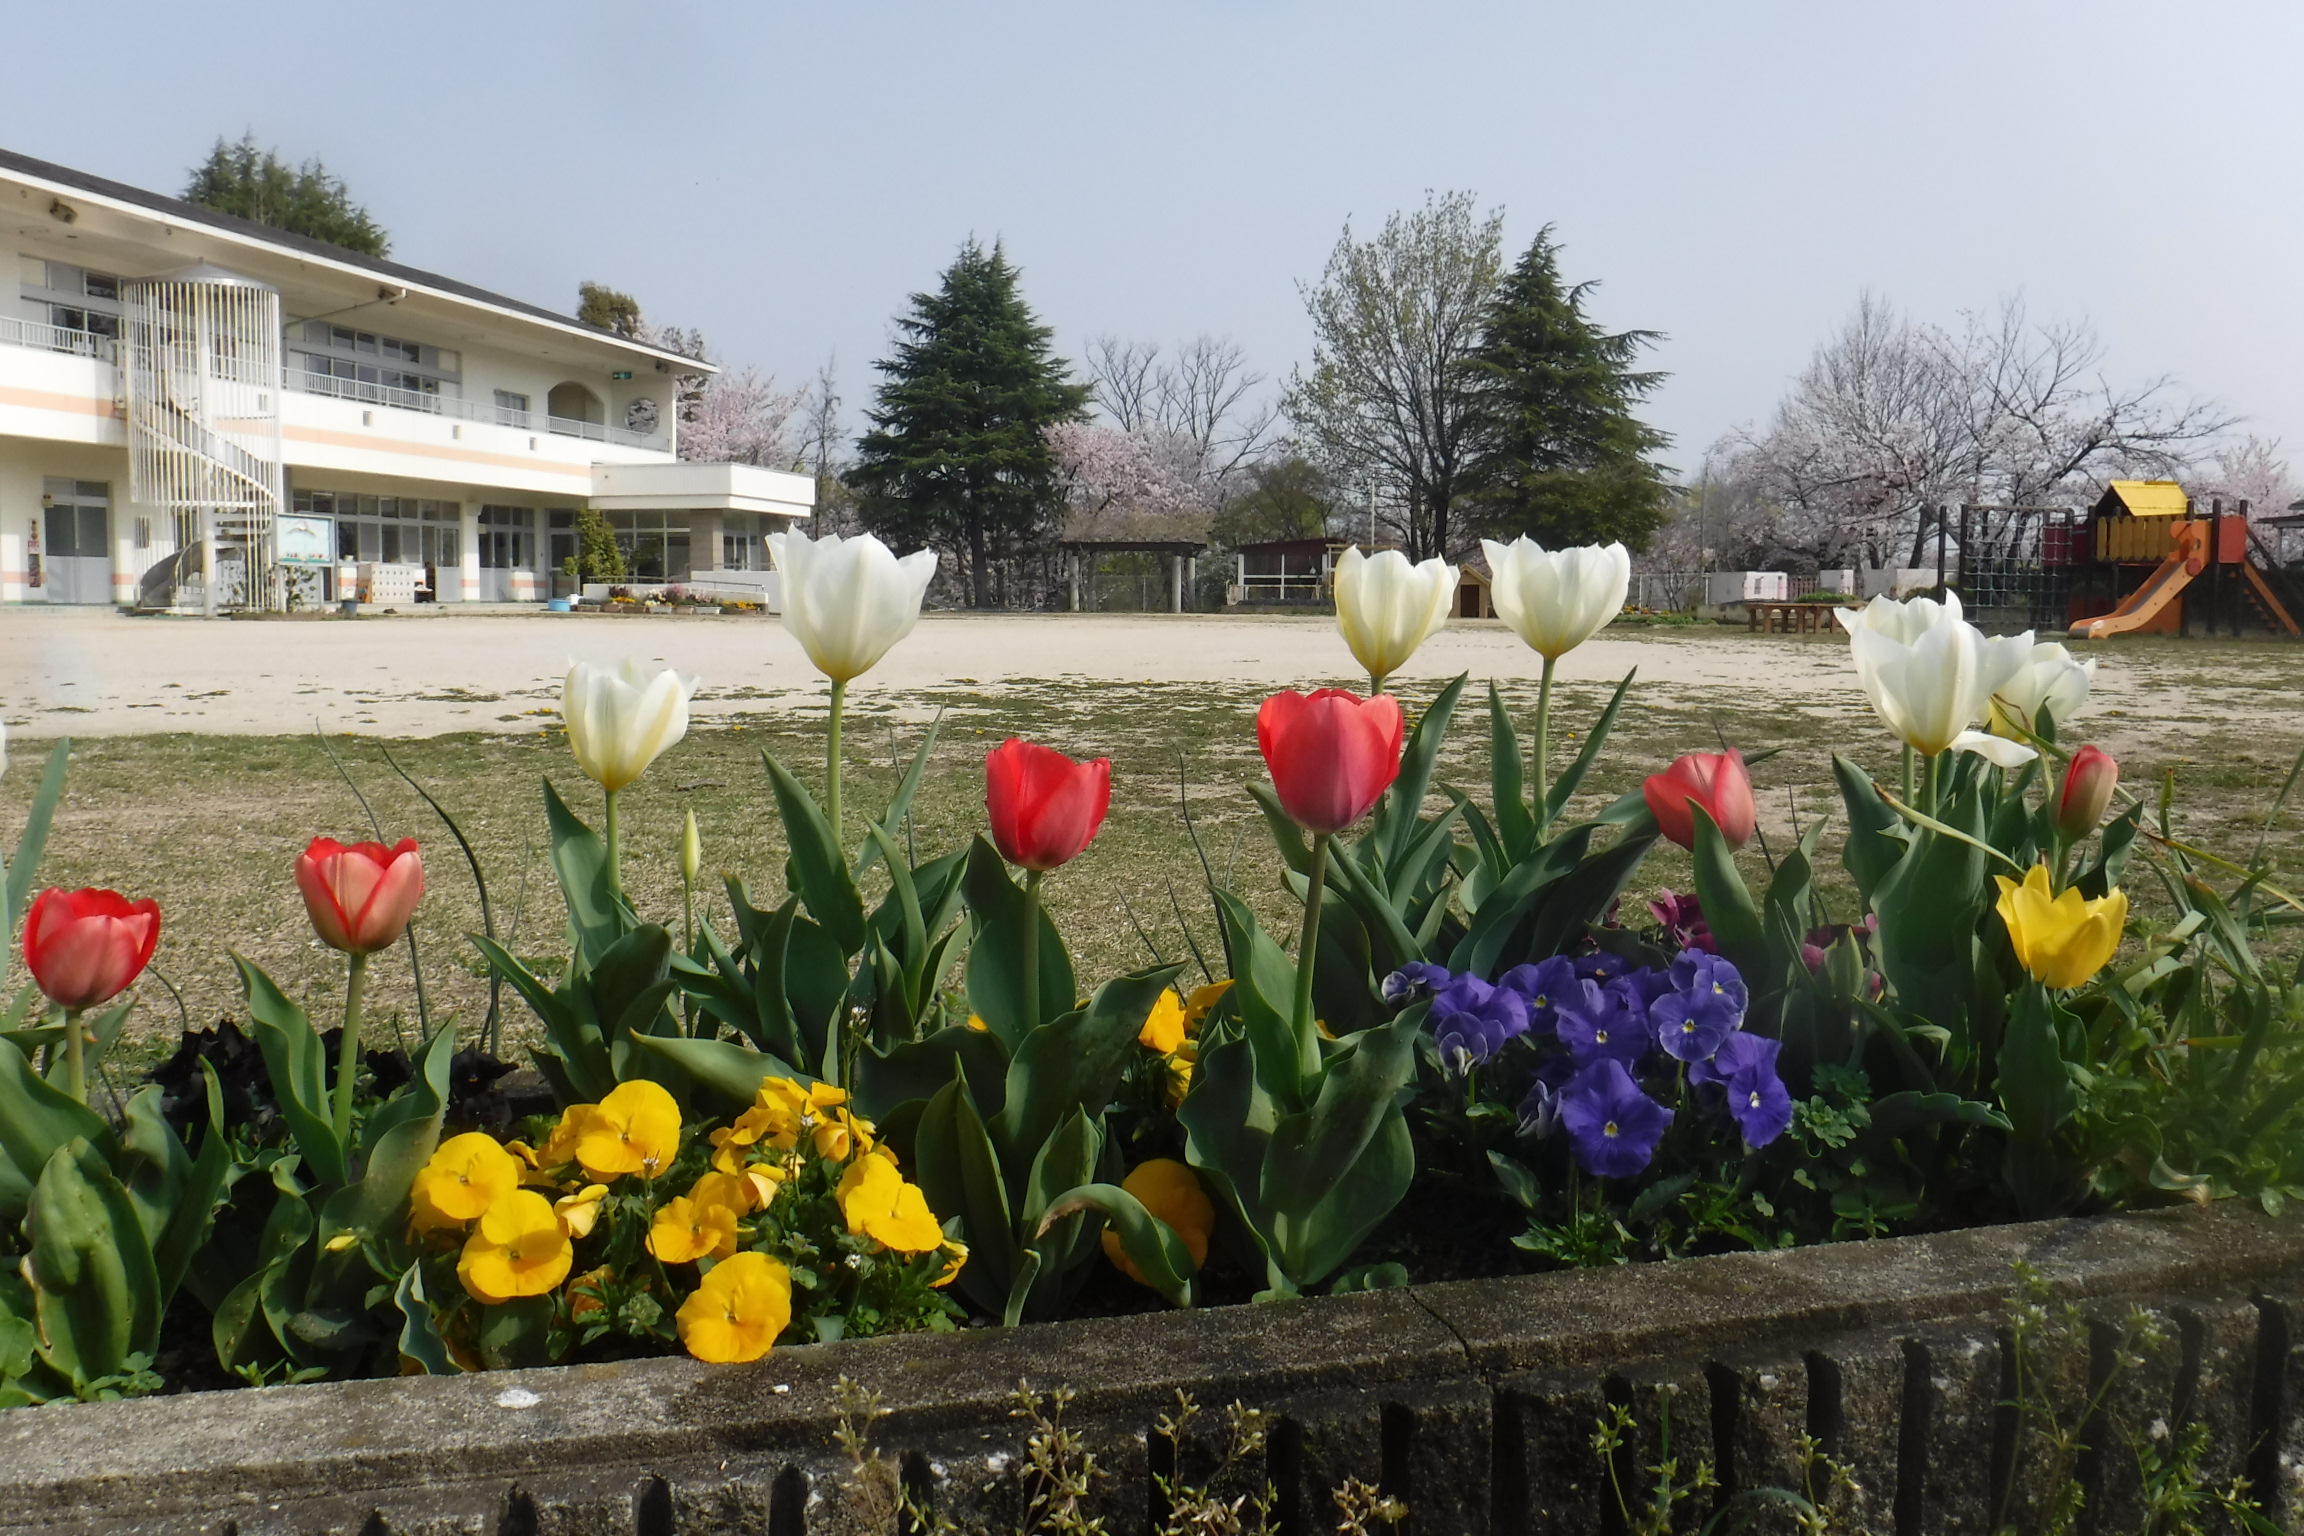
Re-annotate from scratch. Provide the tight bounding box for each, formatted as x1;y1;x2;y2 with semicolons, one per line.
1045;420;1216;533
679;366;806;467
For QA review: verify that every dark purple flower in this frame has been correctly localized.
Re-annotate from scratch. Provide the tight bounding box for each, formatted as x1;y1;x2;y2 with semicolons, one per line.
1552;978;1652;1066
1428;973;1530;1072
1650;988;1740;1063
1689;1029;1776;1089
1648;890;1717;955
1498;956;1578;1031
1611;966;1676;1011
1573;952;1627;985
1557;1059;1674;1178
1381;961;1455;1007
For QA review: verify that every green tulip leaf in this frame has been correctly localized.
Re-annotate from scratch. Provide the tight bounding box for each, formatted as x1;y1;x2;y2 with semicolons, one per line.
854;1025;1010;1123
393;1264;457;1376
1487;683;1535;862
762;751;867;956
960;837;1076;1045
911;1067;1019;1318
235;954;348;1189
1;740;71;992
854;712;944;880
1832;755;1906;904
631;1033;808;1113
27;1139;161;1389
994;965;1179;1178
542;776;631;964
0;1034;115;1223
1374;672;1468;871
1690;805;1768;981
1542;667;1638;824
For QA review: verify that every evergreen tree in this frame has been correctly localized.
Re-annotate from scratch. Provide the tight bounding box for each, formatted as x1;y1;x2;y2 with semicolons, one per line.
851;241;1090;607
577;282;644;338
183;136;388;257
1465;229;1672;551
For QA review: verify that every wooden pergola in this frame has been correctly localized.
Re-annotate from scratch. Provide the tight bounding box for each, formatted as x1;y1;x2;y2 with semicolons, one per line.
1057;539;1208;613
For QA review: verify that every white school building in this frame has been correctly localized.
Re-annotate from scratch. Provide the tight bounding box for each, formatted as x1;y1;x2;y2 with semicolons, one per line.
0;147;810;610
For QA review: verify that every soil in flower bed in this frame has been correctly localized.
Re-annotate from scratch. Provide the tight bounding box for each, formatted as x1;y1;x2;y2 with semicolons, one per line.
5;632;2301;1071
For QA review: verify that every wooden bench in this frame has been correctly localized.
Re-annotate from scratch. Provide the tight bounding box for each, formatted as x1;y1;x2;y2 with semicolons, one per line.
1746;601;1843;634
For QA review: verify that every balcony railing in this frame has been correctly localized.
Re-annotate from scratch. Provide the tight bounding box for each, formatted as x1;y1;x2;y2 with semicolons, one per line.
0;315;118;363
284;367;670;452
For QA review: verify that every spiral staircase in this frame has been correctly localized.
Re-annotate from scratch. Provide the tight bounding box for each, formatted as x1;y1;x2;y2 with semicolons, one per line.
122;264;284;612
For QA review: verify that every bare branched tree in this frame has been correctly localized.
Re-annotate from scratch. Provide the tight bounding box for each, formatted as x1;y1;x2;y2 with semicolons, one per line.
1719;294;2233;569
1083;334;1280;493
1085;336;1162;434
1283;191;1506;559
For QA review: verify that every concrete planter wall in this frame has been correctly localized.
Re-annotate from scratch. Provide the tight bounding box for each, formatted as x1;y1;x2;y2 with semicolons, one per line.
5;1204;2301;1536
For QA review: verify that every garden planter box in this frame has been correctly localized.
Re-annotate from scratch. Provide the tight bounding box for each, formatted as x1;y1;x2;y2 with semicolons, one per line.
5;1204;2302;1535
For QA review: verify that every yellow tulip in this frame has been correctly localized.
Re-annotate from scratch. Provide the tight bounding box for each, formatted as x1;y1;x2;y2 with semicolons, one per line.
647;1195;740;1264
836;1151;946;1253
1993;865;2129;990
410;1132;522;1231
457;1190;574;1303
1101;1158;1215;1288
676;1251;792;1364
1139;988;1188;1054
577;1080;682;1181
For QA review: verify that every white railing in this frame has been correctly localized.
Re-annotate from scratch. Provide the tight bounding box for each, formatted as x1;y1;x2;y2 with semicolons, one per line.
1234;572;1331;602
282;367;668;451
547;413;667;452
0;315;118;363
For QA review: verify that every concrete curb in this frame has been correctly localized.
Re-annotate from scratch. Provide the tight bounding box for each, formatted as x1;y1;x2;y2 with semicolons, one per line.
2;1203;2300;1534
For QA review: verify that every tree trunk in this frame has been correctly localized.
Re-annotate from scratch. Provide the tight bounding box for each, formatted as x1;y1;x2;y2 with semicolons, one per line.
967;509;991;609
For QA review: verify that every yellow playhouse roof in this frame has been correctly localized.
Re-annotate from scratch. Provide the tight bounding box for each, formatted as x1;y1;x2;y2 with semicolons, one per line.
2099;480;2189;517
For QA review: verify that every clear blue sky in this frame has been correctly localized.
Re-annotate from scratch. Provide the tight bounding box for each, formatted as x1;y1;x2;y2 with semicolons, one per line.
8;1;2300;471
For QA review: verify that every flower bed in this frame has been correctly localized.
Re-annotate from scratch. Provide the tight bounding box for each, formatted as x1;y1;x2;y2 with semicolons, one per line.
3;531;2302;1518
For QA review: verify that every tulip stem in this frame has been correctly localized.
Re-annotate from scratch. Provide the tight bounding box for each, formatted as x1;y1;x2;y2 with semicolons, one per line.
602;789;623;901
1021;868;1045;1030
62;1007;86;1106
1901;746;1916;809
1369;671;1386;697
827;679;848;845
1292;834;1331;1059
333;951;369;1149
1532;655;1557;841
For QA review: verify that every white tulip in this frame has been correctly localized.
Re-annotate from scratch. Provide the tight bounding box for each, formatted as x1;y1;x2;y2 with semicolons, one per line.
1989;639;2095;739
768;529;939;685
1334;547;1457;684
1481;538;1631;660
1841;593;2037;765
562;659;699;792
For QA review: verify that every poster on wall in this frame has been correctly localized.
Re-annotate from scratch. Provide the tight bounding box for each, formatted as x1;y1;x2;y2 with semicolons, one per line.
276;513;335;566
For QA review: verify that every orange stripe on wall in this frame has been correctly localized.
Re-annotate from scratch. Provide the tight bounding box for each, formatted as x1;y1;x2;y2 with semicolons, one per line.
0;386;118;418
282;425;595;482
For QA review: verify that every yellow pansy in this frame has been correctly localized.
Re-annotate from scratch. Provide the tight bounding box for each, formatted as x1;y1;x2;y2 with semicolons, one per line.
553;1184;610;1239
676;1251;792;1364
457;1189;574;1303
687;1169;758;1217
1994;865;2129;990
965;1014;990;1032
533;1105;596;1170
1101;1158;1215;1288
1165;1037;1199;1106
577;1080;682;1181
836;1151;946;1253
410;1132;522;1231
812;1108;875;1163
1182;979;1232;1028
933;1237;969;1289
647;1195;740;1264
1139;988;1189;1053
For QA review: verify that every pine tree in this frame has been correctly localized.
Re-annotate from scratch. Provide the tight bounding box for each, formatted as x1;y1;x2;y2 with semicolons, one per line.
1465;229;1672;551
851;241;1091;607
183;136;389;257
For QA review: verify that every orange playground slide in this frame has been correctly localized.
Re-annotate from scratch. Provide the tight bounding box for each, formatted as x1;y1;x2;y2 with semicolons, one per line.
2068;522;2207;640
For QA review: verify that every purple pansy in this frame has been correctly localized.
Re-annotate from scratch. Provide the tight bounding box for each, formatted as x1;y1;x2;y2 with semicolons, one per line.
1725;1053;1794;1147
1428;972;1531;1072
1381;961;1455;1007
1552;978;1653;1066
1670;949;1749;1018
1498;956;1579;1032
1557;1058;1675;1178
1688;1028;1773;1089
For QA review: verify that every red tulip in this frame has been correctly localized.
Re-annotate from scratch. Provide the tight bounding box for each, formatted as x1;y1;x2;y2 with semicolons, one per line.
1257;689;1405;835
23;887;160;1010
2056;745;2119;841
296;837;425;954
985;740;1112;871
1643;749;1756;851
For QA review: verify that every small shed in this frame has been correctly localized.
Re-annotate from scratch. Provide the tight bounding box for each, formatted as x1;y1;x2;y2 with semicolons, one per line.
1455;563;1493;618
1232;538;1338;603
2093;481;2190;518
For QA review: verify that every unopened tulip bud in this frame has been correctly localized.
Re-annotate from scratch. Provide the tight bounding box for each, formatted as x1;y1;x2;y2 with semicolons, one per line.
2056;745;2119;841
681;809;702;888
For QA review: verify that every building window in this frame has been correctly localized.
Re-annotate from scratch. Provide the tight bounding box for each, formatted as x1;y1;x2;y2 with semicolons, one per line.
21;260;124;338
494;390;531;426
289;321;461;408
605;510;690;582
478;506;536;570
546;508;577;572
296;491;462;567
